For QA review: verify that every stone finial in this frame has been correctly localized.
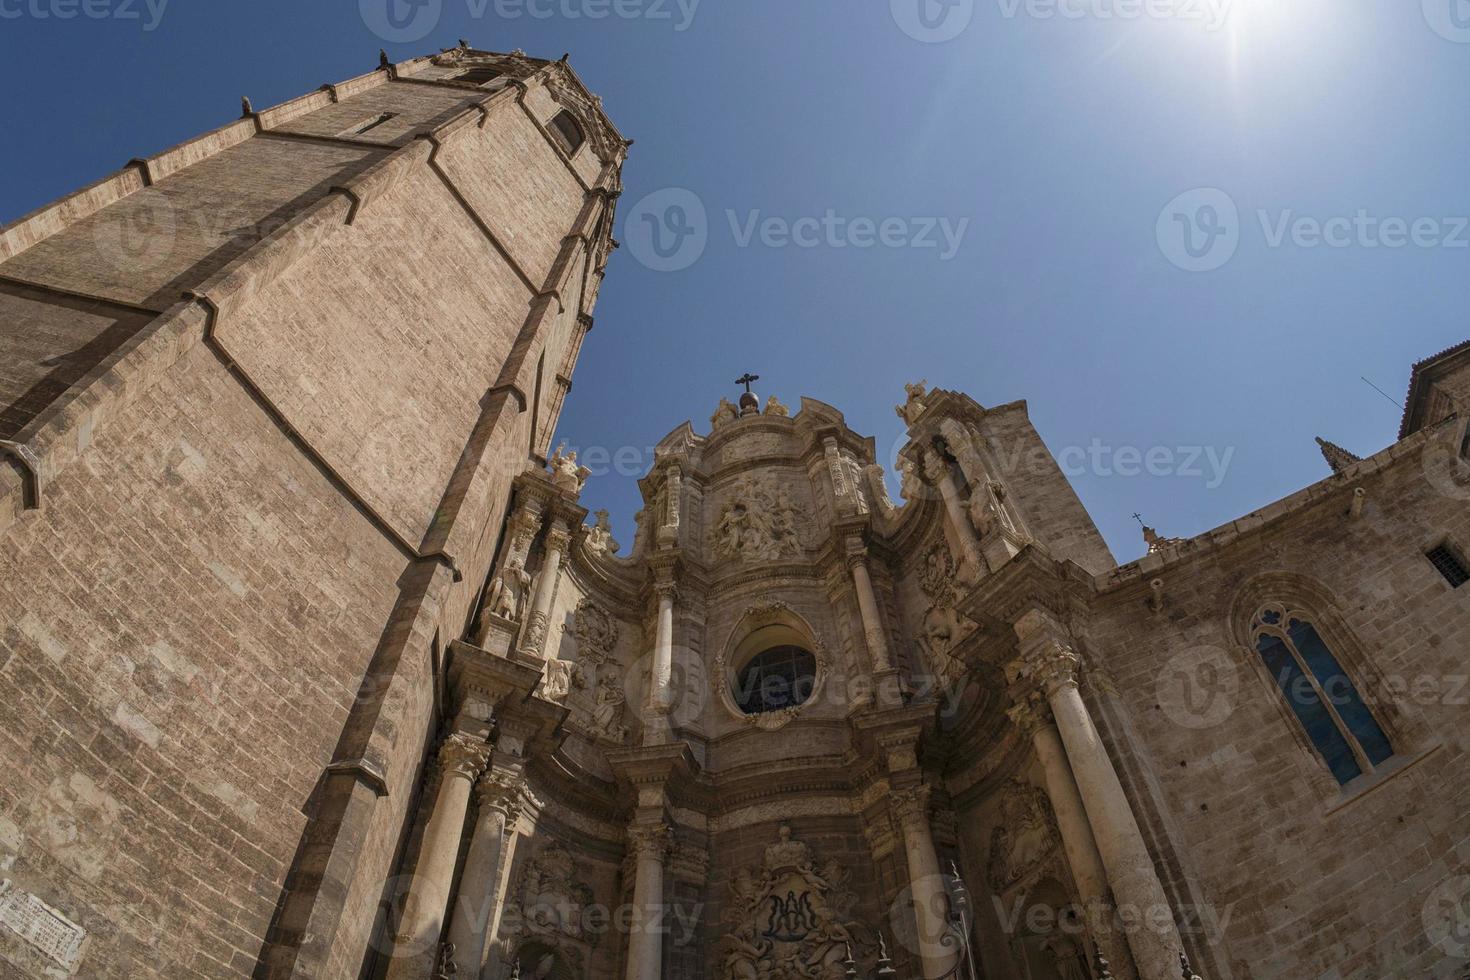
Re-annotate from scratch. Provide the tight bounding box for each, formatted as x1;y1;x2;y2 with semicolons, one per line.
1315;436;1361;474
379;49;391;70
765;394;790;417
711;397;739;431
240;96;254;117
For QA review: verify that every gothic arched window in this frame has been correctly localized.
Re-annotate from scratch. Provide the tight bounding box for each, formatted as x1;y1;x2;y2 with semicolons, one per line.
733;645;816;715
1251;603;1393;785
549;110;585;157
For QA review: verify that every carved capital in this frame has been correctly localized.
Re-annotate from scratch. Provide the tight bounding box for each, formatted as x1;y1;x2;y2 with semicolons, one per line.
891;785;932;831
475;769;523;822
653;579;679;602
436;732;491;782
627;823;673;862
544;520;574;553
843;536;870;571
1022;641;1082;697
1005;691;1052;740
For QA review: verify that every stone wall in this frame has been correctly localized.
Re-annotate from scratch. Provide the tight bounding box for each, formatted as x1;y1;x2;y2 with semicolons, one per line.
1086;423;1470;979
0;50;623;980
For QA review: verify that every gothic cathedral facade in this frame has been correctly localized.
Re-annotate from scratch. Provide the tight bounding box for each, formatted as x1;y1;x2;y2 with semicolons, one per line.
1;44;1469;980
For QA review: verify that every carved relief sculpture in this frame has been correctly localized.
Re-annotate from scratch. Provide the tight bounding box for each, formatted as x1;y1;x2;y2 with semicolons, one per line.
712;478;805;562
987;779;1061;893
721;826;861;980
505;845;597;945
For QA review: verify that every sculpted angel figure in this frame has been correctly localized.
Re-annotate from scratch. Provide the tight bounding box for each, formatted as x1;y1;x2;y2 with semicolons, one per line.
711;397;740;430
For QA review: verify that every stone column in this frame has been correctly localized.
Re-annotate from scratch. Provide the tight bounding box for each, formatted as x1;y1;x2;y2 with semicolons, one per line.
1015;616;1185;980
443;768;521;976
923;449;984;580
893;786;960;979
385;732;490;978
845;538;893;673
1009;694;1135;978
625;823;672;980
522;518;572;656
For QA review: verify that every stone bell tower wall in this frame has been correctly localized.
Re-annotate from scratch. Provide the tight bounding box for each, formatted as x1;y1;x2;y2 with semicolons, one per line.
977;401;1116;575
0;52;622;979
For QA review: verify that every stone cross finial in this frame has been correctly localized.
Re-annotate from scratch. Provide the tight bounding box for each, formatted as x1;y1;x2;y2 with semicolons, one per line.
735;373;760;393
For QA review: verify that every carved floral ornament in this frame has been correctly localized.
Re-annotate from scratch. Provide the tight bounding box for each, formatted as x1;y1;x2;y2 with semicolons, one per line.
721;825;863;980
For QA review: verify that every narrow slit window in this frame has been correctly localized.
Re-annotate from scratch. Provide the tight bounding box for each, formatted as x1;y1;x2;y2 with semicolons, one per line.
1427;544;1469;588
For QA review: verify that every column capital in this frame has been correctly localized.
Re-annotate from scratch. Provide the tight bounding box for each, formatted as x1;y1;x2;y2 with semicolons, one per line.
653;578;679;602
1022;640;1083;697
627;823;673;862
436;731;492;782
1006;690;1053;739
544;520;575;552
890;784;932;830
474;769;523;821
843;534;870;571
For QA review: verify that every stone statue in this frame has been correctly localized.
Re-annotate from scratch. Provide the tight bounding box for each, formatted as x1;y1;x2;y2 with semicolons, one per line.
585;509;620;555
590;671;628;742
895;380;929;425
898;456;925;502
711;397;740;430
474;555;531;642
541;658;583;702
549;445;590;494
765;394;790;417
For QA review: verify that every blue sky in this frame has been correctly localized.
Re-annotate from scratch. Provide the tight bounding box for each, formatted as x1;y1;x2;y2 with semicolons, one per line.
3;0;1467;561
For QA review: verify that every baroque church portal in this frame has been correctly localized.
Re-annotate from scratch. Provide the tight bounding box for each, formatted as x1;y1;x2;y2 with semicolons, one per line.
1;42;1469;980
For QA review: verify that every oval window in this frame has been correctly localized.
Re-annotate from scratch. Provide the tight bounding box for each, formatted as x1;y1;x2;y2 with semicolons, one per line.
733;645;816;715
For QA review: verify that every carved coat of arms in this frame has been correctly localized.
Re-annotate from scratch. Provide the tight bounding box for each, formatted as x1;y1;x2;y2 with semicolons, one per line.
721;826;861;980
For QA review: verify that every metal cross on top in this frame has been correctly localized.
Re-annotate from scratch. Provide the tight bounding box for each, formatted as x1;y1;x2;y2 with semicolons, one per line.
735;372;760;393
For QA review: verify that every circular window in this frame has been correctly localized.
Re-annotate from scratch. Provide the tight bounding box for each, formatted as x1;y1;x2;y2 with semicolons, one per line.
733;644;817;715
